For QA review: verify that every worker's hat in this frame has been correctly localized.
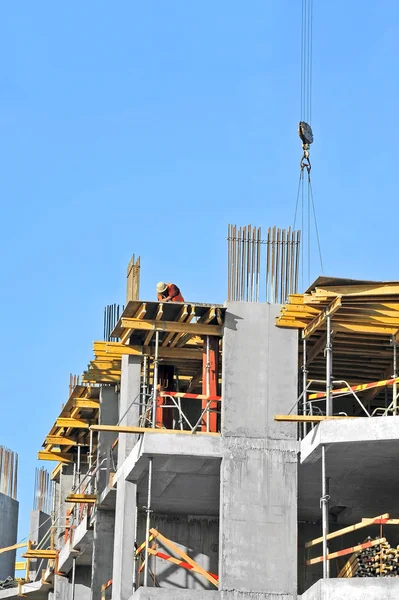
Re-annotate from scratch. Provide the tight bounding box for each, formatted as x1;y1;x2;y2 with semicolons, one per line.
157;282;168;293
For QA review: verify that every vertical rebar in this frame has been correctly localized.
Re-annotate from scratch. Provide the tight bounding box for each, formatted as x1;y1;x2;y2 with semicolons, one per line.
227;224;231;301
266;228;271;302
152;332;160;428
275;228;281;303
143;457;153;587
256;227;261;301
271;227;276;303
321;445;329;579
281;229;286;303
295;231;301;293
326;315;333;417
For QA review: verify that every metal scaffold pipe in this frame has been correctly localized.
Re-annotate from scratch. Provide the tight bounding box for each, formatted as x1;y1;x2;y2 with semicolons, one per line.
206;336;211;433
152;332;160;428
321;445;330;579
132;494;139;591
143;457;153;587
302;337;308;437
71;556;76;600
393;336;397;416
325;315;333;417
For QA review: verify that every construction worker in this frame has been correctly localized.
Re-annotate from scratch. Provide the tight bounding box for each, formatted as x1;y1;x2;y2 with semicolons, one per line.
157;282;184;302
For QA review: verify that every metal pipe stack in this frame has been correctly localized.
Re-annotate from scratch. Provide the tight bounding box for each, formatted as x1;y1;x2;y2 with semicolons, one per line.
33;467;52;515
227;224;301;303
0;447;18;500
103;304;123;342
340;537;399;578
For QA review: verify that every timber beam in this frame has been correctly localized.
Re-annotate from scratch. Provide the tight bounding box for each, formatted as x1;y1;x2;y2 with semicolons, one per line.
90;424;219;436
65;494;97;504
274;415;357;422
303;296;342;339
120;318;222;337
56;418;90;429
38;451;72;463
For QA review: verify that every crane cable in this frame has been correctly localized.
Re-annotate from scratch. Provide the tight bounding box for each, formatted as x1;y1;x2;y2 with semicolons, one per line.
293;0;323;288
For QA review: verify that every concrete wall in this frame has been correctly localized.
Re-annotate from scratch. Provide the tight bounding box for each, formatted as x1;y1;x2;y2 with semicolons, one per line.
0;492;18;580
301;578;399;600
113;355;142;600
91;510;115;598
29;509;51;581
97;386;118;494
220;302;298;599
131;590;219;600
136;514;219;590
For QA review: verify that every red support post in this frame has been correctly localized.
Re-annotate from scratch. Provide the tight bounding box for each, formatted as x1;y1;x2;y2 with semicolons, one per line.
202;337;219;432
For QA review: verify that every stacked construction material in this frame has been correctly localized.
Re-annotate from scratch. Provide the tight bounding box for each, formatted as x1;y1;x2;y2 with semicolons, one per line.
339;538;399;578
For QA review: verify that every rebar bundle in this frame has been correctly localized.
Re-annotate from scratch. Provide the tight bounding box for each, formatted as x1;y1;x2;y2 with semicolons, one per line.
33;467;52;514
0;447;18;500
227;224;301;303
340;537;399;578
104;304;123;342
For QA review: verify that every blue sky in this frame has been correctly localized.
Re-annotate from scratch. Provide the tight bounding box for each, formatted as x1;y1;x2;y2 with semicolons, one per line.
1;1;398;547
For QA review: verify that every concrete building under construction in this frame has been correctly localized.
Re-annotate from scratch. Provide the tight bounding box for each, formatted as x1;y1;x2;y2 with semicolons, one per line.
3;236;399;600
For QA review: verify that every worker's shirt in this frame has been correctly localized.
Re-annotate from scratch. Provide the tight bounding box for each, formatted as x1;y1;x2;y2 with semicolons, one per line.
167;284;181;299
158;284;184;302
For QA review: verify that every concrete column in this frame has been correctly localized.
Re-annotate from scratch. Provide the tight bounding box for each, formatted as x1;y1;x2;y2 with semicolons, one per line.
0;492;18;580
220;303;298;599
29;509;50;581
71;566;91;600
91;510;115;599
55;464;74;549
112;480;137;600
112;354;141;600
117;355;142;463
97;386;119;494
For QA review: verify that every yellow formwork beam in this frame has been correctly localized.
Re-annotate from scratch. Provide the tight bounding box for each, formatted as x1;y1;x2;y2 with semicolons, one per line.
73;399;100;409
56;418;90;429
91;424;219;436
38;451;72;463
22;550;58;560
45;436;78;446
65;494;97;504
120;318;222;336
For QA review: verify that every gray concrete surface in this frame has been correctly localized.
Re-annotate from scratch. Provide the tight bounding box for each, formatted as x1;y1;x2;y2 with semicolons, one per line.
0;492;18;580
97;386;118;494
0;581;49;598
299;434;399;524
57;514;93;573
117;355;142;465
220;302;298;598
112;354;142;600
136;514;219;590
91;509;115;599
112;479;136;599
301;578;399;600
29;509;51;581
131;590;219;600
115;433;222;485
301;416;399;464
